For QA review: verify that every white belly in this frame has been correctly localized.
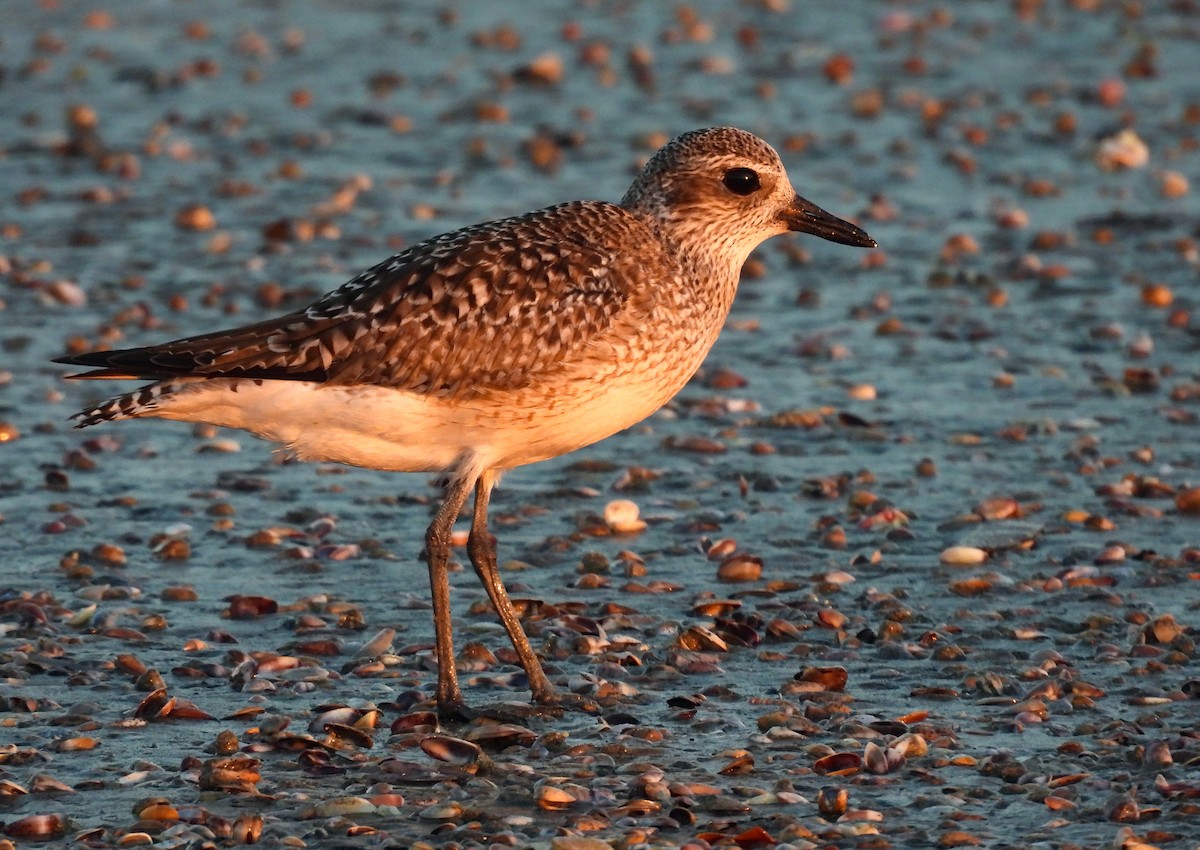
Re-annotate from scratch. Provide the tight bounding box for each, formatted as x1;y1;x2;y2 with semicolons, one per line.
149;368;684;475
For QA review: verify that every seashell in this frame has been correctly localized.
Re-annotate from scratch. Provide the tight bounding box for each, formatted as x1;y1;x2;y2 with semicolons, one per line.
950;577;993;596
317;543;360;561
715;620;760;648
797;665;848;692
464;724;538;750
1143;740;1173;769
113;654;148;676
309;707;358;731
312;796;376;818
676;626;728;652
133;689;169;719
27;775;72;795
0;779;28;797
765;618;804;640
573;635;610;654
705;538;737;560
863;741;904;774
390;711;438;735
716;553;763;583
940;546;988;566
815;608;846;629
256;655;301;674
3;814;70;840
417;801;463;820
47;279;87;307
535;784;577;811
420;735;483;767
718;753;754;775
134;801;179;822
604;499;646;534
66;604;97;627
306;516;337;538
162;583;196;605
231;814;263;843
690;598;741;618
1144;614;1182;645
842;808;884;822
198;757;260;792
354;709;382;731
53;737;99;752
117;770;154;786
324;723;373;750
1107;792;1140;822
614;801;662;821
695;795;750;814
355;628;396;658
975;497;1020;520
813;752;863;775
818;786;848;818
1175;487;1200;514
891;733;927;758
224;595;279;619
369;793;405;808
1095;128;1149;170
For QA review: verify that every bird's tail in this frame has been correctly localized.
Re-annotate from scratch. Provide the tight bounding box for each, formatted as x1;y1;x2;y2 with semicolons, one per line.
72;382;180;428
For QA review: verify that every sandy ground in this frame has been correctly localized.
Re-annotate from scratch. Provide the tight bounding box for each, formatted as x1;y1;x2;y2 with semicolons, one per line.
2;2;1199;848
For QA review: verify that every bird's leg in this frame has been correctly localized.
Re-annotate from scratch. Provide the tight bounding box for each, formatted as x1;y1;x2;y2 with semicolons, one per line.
425;473;475;721
467;473;598;713
466;471;554;702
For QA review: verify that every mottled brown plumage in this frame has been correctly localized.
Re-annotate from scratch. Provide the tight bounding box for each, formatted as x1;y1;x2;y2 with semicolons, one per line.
70;203;662;397
55;127;875;718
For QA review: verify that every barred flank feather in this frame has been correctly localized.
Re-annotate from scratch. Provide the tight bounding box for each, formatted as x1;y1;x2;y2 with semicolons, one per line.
73;382;181;428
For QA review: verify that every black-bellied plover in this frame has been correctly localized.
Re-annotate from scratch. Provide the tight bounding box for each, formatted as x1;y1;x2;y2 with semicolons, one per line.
55;127;876;718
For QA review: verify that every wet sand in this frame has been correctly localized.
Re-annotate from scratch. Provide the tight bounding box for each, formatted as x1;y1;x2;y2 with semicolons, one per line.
2;2;1199;848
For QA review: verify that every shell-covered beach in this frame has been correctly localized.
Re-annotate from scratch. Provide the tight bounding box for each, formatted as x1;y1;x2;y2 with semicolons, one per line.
2;2;1199;848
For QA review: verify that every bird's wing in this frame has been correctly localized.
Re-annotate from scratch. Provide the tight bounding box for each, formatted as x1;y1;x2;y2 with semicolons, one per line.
57;202;664;396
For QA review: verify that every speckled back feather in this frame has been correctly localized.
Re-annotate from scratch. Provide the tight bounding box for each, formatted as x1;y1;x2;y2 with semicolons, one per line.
63;202;670;397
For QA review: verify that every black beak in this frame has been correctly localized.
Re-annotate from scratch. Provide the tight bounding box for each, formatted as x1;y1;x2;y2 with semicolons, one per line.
781;195;877;248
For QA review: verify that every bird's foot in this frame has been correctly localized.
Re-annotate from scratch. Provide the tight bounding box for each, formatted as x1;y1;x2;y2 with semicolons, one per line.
433;699;541;724
435;687;473;723
436;691;601;724
532;688;601;716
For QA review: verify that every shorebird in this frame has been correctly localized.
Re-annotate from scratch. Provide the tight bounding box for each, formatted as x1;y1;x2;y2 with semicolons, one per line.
55;127;876;718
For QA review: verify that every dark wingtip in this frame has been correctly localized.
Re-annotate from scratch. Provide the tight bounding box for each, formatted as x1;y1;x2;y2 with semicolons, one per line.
53;350;139;380
53;350;114;367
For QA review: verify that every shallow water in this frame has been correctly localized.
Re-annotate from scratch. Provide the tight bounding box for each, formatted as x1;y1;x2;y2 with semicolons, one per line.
2;2;1199;849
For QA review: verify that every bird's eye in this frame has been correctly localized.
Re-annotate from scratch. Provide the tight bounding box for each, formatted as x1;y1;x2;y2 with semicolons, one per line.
722;167;761;196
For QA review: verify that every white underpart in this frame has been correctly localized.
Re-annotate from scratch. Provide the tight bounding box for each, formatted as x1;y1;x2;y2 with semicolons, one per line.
144;369;678;480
